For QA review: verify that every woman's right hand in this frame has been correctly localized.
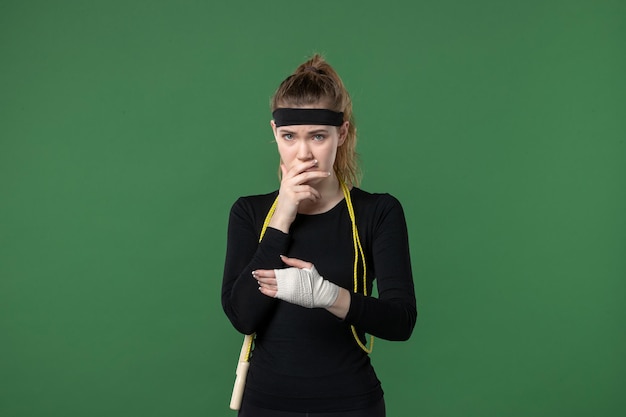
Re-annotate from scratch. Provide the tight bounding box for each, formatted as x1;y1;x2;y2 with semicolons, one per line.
268;160;330;233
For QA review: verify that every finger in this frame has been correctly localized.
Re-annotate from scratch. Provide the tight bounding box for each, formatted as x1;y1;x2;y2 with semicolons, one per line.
293;185;322;201
293;159;319;174
285;159;319;181
292;170;331;186
259;286;278;298
279;255;313;269
256;277;277;288
252;269;275;279
259;284;278;292
276;186;321;207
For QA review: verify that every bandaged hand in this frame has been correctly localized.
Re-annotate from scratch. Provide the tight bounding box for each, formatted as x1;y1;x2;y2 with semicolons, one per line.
274;265;339;308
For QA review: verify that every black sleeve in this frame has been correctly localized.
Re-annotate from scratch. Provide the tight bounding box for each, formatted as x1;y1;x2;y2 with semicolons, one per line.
221;196;289;335
345;195;417;341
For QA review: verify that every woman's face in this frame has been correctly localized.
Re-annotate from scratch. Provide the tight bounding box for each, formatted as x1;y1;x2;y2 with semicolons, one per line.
271;117;348;185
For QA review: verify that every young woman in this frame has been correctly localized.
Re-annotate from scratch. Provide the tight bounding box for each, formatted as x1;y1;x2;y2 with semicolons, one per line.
222;54;417;417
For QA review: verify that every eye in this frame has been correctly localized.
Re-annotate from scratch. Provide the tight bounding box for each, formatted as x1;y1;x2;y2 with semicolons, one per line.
282;133;294;141
313;134;326;141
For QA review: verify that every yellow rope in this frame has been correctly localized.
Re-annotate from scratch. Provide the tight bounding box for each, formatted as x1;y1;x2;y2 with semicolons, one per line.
341;182;374;354
244;182;373;360
259;199;278;242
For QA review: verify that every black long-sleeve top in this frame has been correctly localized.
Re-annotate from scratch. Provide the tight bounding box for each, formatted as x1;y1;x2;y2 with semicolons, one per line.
222;187;417;412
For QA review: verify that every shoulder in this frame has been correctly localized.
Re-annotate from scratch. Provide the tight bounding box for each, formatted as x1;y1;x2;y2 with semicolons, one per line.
350;187;408;231
229;190;279;222
350;187;404;213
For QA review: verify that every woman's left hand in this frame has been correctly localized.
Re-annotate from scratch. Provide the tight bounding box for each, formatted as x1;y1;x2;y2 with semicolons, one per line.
254;255;351;318
254;255;340;309
253;256;313;299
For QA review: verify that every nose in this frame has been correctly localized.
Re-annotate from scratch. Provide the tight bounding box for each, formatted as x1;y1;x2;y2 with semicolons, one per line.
296;139;314;161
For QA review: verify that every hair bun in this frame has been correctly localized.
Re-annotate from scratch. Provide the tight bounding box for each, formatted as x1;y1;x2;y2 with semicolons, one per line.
302;65;322;74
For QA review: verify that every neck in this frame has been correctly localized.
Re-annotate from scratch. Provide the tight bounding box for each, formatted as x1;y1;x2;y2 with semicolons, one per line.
298;175;346;215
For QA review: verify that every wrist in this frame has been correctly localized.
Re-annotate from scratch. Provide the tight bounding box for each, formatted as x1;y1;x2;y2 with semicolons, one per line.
268;213;293;233
326;287;351;320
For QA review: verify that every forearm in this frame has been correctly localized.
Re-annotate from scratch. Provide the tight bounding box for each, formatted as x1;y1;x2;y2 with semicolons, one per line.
223;223;290;334
225;268;277;334
346;291;417;341
346;194;416;340
326;287;351;320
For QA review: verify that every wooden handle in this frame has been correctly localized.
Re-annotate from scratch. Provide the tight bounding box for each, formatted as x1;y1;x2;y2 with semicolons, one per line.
229;361;250;410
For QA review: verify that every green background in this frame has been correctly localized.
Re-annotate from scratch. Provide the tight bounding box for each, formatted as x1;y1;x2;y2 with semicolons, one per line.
1;1;624;416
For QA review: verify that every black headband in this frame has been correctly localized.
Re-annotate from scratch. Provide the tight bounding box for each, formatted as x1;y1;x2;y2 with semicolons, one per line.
272;108;344;127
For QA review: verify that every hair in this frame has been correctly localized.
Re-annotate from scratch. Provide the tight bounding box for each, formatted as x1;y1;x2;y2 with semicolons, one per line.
271;54;360;187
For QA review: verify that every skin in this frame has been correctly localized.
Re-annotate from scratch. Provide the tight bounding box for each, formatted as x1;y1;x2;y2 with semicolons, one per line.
252;112;352;319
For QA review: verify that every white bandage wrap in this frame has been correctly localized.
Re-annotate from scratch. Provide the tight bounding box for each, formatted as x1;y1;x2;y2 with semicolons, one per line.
274;266;339;308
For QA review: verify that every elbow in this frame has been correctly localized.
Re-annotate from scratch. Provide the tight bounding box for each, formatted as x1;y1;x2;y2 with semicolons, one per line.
393;306;418;341
222;299;257;335
394;326;414;342
225;310;258;335
223;306;259;335
233;321;257;336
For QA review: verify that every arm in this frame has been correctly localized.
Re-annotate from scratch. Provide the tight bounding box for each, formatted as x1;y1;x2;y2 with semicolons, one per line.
223;158;331;333
345;195;417;341
221;197;288;335
222;159;329;333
